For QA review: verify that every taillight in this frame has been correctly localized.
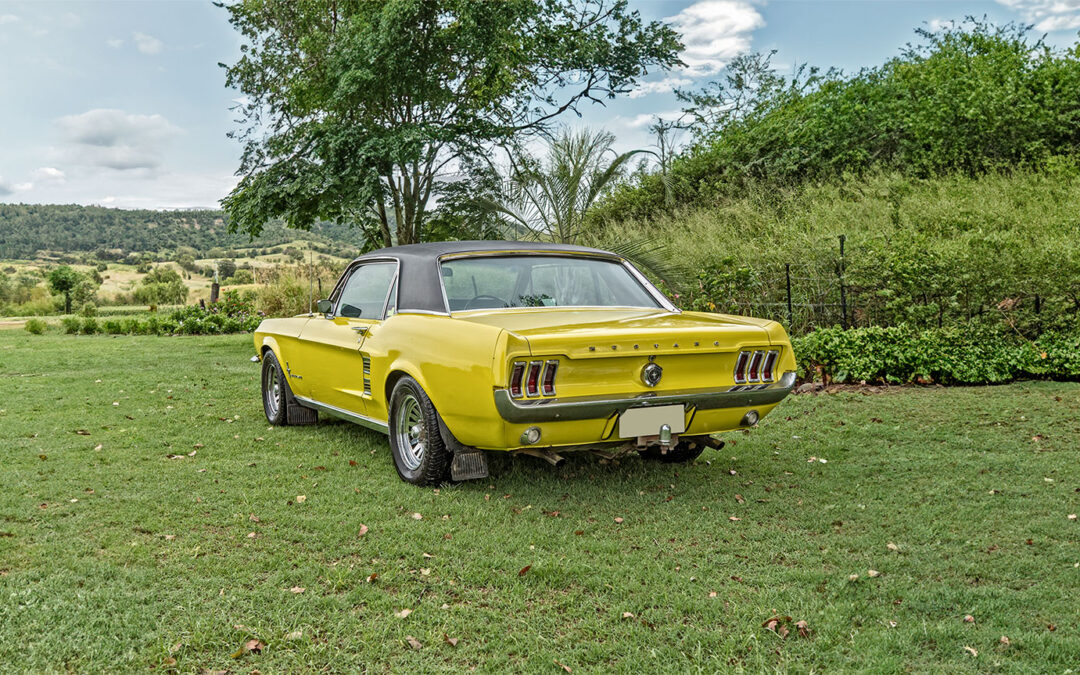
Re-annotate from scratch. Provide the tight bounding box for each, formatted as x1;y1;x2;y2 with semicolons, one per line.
761;350;778;382
542;360;558;396
747;351;763;382
733;351;749;383
509;361;525;398
525;361;542;397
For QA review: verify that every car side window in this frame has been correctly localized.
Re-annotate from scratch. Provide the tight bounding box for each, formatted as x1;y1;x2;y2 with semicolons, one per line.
335;262;396;319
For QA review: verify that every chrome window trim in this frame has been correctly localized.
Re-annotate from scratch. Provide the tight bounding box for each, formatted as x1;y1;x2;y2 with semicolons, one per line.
493;371;796;424
294;395;388;434
328;257;401;320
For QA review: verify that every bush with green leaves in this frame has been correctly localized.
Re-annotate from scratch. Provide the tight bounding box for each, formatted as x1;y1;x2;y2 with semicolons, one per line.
134;267;189;305
80;317;99;335
24;318;47;335
61;317;80;334
793;325;1080;385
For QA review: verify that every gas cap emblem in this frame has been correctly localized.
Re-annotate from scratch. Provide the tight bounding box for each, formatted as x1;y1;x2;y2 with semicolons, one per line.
641;362;663;387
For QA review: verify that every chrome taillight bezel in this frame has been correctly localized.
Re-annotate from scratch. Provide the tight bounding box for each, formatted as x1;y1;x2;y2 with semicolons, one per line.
734;348;779;384
525;361;543;397
509;361;526;398
541;360;558;396
733;351;750;384
747;350;764;382
761;350;778;382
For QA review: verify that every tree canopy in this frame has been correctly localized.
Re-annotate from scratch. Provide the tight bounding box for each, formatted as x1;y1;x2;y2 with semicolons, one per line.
219;0;682;247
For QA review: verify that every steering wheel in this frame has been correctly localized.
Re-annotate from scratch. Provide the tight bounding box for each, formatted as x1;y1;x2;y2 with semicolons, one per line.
464;294;507;310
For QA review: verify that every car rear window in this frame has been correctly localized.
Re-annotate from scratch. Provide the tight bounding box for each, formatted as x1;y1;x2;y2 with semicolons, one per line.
440;255;661;311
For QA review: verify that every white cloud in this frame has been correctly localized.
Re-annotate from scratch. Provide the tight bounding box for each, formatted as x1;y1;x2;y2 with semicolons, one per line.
34;167;66;182
133;31;163;55
926;18;955;32
0;14;18;25
629;76;693;99
106;37;124;49
666;0;765;76
626;110;686;128
997;0;1080;32
57;109;182;171
0;176;33;195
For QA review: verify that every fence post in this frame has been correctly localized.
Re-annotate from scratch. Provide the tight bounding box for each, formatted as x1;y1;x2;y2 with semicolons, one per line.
785;263;793;327
838;234;848;329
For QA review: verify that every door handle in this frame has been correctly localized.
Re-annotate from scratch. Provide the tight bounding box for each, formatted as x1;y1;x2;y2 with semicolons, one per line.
352;326;368;335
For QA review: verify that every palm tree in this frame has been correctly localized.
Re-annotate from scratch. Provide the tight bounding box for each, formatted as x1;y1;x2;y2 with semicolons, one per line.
476;127;685;288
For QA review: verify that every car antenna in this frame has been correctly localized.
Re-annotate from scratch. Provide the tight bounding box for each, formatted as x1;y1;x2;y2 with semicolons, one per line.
308;248;314;315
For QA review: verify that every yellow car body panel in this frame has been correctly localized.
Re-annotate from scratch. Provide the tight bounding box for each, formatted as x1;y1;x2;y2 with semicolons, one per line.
253;241;796;454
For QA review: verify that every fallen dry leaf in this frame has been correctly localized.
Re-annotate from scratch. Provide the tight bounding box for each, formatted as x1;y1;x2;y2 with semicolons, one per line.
888;621;897;628
518;565;532;576
887;542;899;552
867;569;880;578
729;516;741;522
93;444;103;451
358;524;369;537
735;494;745;504
412;512;422;520
231;639;266;659
848;574;859;581
290;586;305;594
285;630;303;641
708;591;718;598
621;612;635;619
443;634;459;647
795;620;810;638
394;608;412;619
76;429;90;435
247;532;256;538
964;615;975;623
365;572;378;583
405;635;422;650
1068;514;1077;521
999;635;1010;646
613;517;624;524
194;443;204;449
964;646;978;657
249;514;260;523
1047;623;1056;631
295;495;306;503
422;552;433;558
555;660;572;673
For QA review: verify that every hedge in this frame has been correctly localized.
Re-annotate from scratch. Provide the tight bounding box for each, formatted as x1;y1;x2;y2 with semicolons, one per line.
793;325;1080;385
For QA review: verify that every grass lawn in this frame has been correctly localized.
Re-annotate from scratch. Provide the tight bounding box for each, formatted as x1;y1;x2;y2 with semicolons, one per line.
1;332;1078;672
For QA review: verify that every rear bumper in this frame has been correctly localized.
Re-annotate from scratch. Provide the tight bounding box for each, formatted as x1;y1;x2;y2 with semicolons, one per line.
493;371;796;424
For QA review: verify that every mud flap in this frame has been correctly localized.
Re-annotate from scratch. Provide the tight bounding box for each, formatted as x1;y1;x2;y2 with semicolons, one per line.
450;451;489;481
436;413;489;481
287;401;318;426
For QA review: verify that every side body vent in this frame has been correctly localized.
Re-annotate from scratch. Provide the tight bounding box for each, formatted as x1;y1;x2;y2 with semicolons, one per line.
362;354;372;395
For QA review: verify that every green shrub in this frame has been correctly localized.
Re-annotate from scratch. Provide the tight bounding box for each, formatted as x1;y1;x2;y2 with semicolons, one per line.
793;325;1080;385
80;317;99;335
79;303;97;317
61;317;80;334
102;319;124;334
24;318;47;335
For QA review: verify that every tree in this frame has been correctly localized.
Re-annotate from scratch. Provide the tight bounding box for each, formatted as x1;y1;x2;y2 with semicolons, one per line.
475;127;684;286
217;259;237;280
48;266;81;314
135;267;189;305
219;0;682;247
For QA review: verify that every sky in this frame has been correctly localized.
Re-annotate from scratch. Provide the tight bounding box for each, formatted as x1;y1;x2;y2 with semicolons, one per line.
1;0;1079;210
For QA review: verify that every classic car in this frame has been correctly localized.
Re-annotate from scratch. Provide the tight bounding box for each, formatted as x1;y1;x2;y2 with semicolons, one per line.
252;241;796;485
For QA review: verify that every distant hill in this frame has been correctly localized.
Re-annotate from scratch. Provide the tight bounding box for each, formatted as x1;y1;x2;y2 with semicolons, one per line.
0;203;366;259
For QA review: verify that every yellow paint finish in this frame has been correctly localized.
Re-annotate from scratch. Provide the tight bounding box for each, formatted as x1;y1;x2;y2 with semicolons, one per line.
254;306;796;452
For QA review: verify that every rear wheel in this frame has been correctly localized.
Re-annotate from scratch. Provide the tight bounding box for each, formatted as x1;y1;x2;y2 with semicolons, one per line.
640;436;708;464
388;376;451;485
261;351;288;426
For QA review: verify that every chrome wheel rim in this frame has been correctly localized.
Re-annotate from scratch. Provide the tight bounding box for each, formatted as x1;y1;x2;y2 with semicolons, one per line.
264;364;281;419
394;393;425;471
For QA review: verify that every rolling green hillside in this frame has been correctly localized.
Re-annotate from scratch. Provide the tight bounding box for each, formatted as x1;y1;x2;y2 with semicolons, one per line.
0;203;367;259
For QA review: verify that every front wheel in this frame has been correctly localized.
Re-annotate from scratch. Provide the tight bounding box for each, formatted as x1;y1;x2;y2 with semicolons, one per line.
388;376;451;486
261;351;288;426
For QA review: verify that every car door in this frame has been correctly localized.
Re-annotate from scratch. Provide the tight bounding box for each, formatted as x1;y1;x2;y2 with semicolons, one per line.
296;260;397;415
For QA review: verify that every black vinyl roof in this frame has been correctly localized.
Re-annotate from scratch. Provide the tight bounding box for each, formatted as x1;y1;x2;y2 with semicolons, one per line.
350;240;622;314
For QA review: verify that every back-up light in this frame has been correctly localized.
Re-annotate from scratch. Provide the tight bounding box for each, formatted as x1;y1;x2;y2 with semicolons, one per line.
734;349;778;384
510;359;559;398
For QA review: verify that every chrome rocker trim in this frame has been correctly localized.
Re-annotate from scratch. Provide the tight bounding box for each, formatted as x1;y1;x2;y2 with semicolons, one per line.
293;395;389;434
493;371;797;424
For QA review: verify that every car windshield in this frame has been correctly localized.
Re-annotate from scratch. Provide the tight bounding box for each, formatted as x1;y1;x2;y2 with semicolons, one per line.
440;255;662;311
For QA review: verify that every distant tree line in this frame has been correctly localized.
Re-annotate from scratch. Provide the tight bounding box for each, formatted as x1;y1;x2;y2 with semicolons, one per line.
0;204;368;259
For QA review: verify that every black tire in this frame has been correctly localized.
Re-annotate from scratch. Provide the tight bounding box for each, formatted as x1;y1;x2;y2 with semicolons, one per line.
261;351;289;426
388;376;452;486
640;436;708;464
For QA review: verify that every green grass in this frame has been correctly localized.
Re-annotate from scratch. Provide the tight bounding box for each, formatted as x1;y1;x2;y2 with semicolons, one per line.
1;333;1078;672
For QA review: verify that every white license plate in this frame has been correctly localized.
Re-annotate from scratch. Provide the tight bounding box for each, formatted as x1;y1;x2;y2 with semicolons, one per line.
618;404;686;439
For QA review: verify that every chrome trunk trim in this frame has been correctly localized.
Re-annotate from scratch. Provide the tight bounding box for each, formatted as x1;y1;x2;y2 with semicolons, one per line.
493;371;796;424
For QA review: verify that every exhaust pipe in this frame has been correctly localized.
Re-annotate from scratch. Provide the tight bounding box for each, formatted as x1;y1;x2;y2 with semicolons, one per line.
515;448;566;466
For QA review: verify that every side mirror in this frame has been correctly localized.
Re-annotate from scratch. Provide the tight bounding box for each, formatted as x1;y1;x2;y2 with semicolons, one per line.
316;299;332;315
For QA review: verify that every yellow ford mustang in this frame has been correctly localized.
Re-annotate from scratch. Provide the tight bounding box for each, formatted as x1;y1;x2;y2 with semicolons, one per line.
252;241;795;485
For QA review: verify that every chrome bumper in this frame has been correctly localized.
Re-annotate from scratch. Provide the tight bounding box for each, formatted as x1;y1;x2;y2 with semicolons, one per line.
493;371;796;424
